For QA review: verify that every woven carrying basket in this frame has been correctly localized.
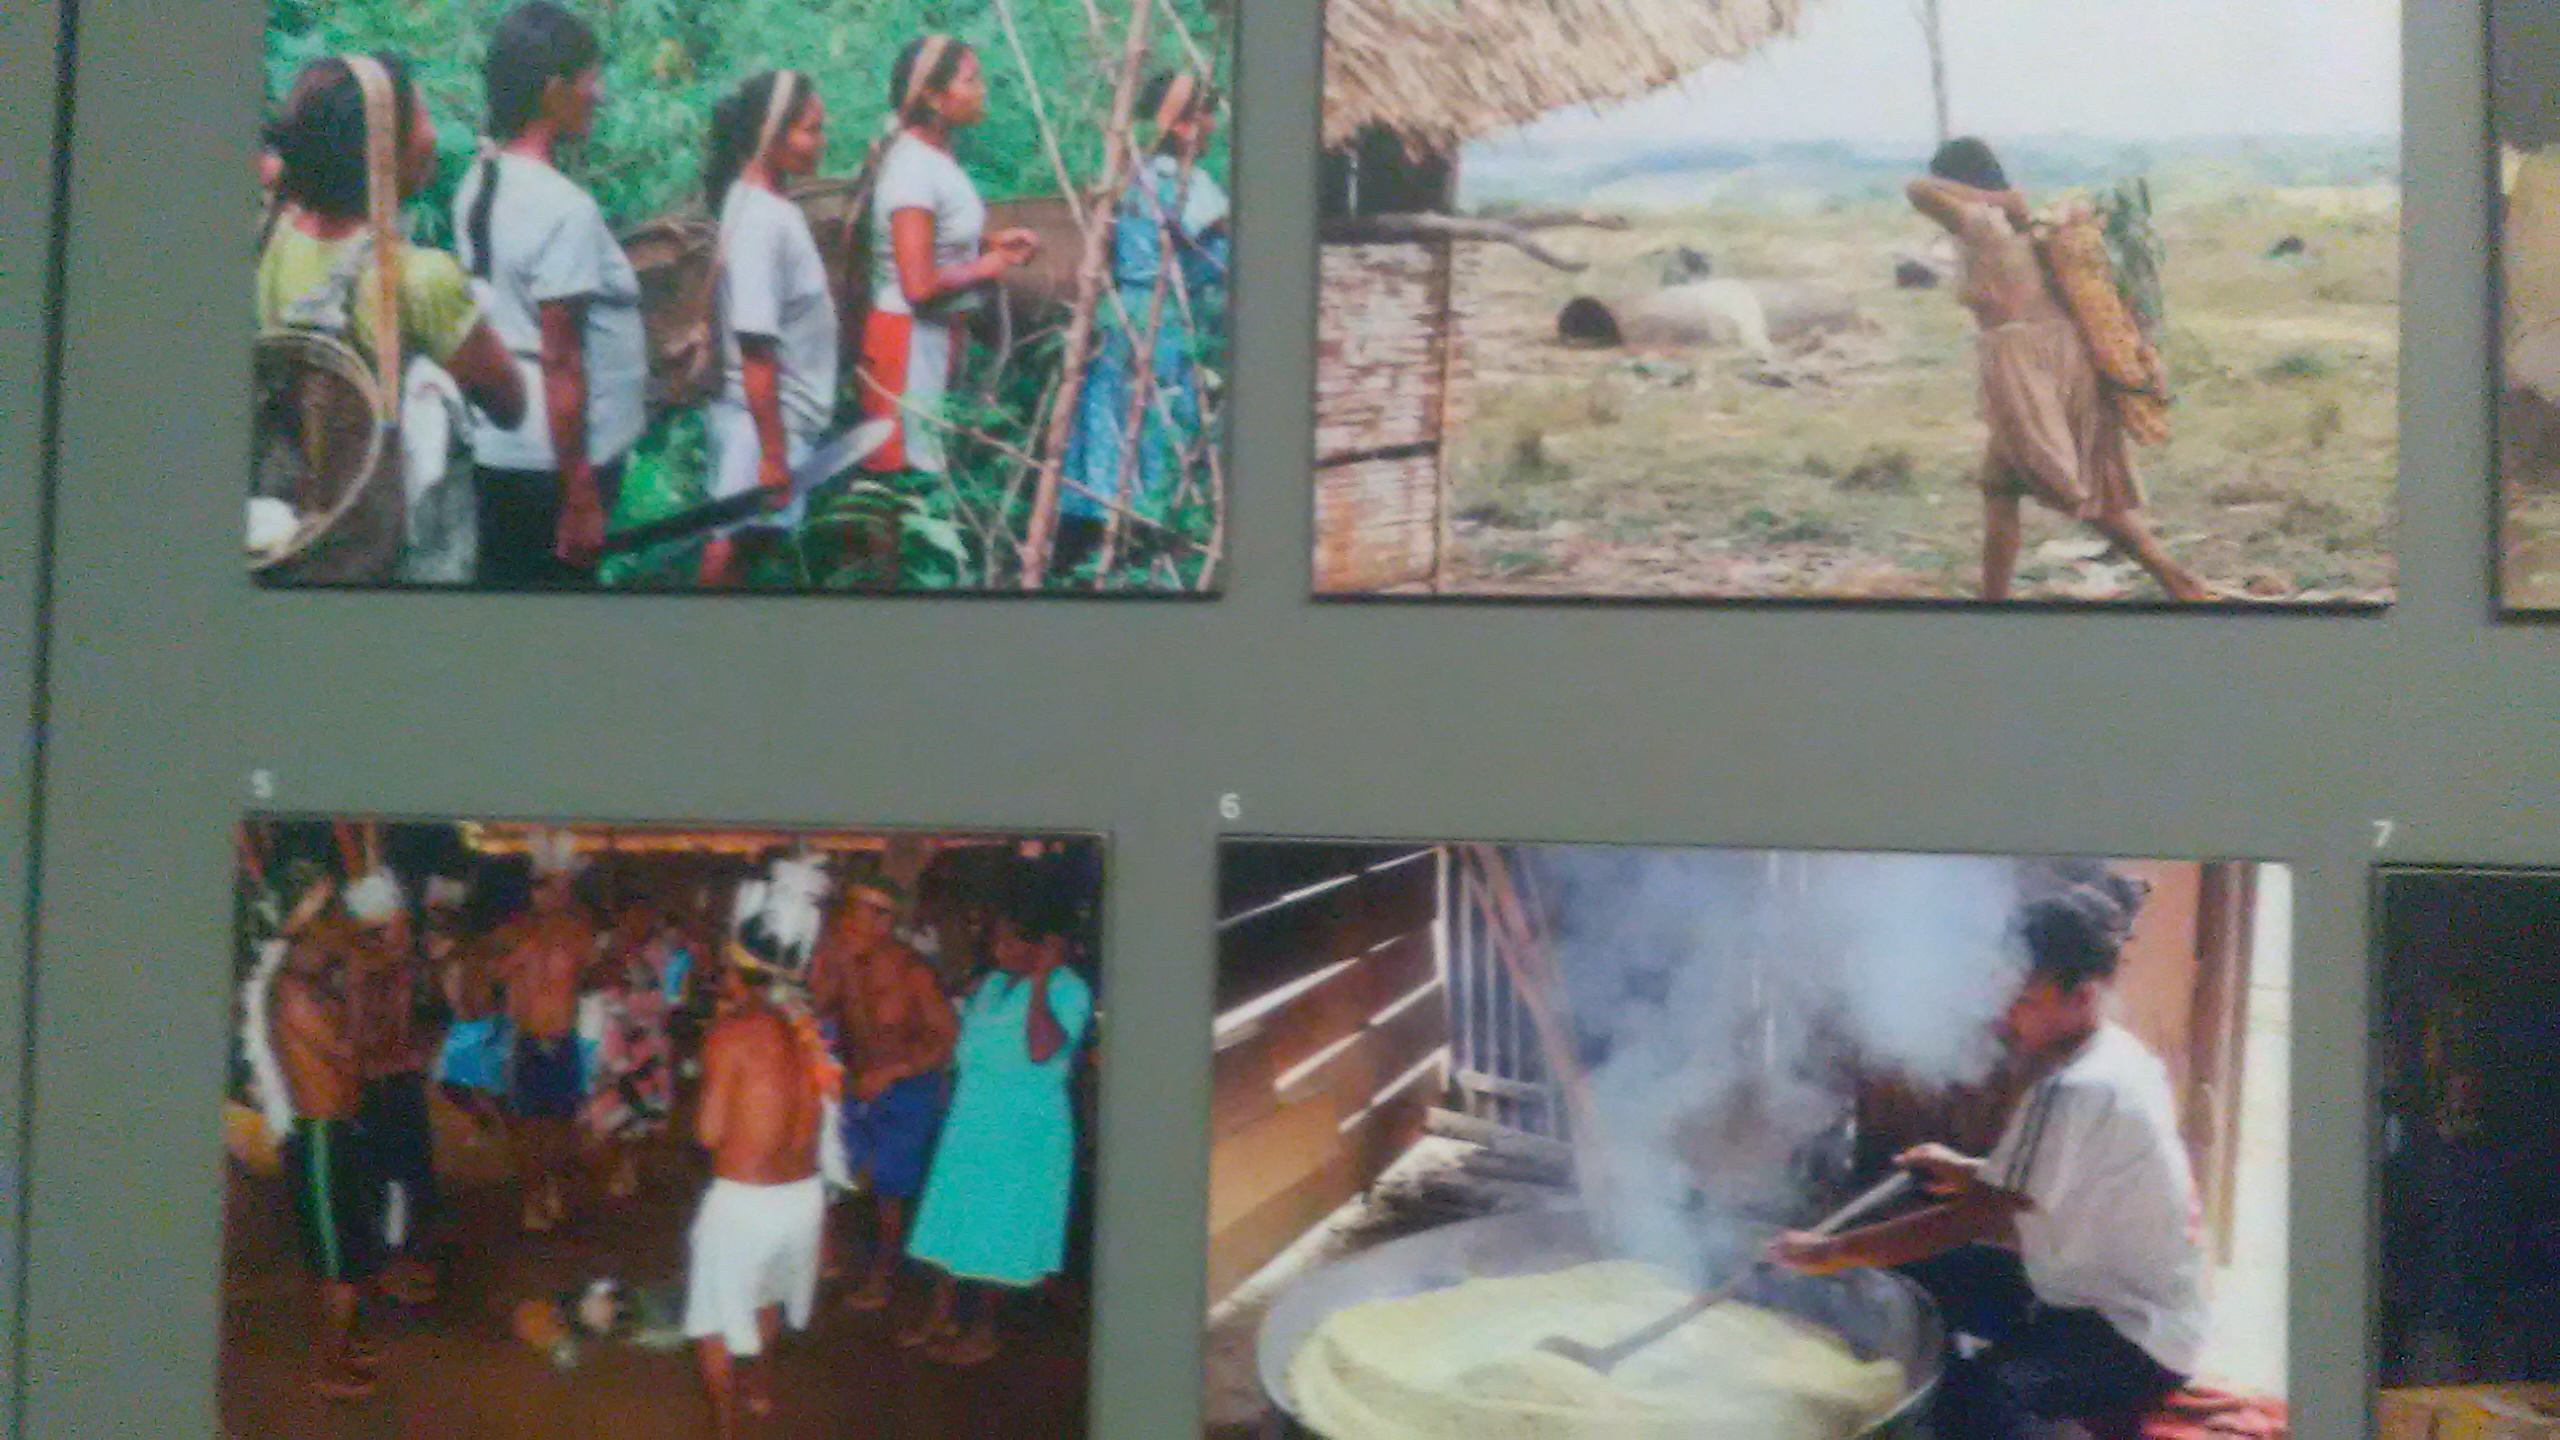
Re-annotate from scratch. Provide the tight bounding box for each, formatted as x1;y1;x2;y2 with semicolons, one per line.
249;329;404;581
2039;209;2171;446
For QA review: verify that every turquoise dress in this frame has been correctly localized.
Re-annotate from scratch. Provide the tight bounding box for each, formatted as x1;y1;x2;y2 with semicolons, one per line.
906;967;1094;1288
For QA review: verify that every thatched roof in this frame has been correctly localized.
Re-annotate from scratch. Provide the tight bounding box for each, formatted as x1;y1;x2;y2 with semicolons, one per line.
1324;0;1808;157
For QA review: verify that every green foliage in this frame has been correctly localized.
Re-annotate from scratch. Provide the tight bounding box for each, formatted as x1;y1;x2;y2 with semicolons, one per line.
268;0;1232;234
2097;179;2168;335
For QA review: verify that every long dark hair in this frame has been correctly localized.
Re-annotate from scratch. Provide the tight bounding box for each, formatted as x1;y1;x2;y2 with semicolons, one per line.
265;52;420;221
1139;70;1219;155
887;36;973;127
1928;136;2009;192
464;3;600;278
703;69;815;203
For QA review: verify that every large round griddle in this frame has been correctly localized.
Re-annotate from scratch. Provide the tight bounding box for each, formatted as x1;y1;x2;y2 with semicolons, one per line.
1256;1204;1944;1438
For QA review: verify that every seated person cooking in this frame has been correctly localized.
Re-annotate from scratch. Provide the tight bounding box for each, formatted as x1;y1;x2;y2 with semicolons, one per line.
1770;876;2206;1439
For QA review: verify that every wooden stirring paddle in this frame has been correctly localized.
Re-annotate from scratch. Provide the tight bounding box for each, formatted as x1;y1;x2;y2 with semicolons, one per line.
1535;1168;1916;1376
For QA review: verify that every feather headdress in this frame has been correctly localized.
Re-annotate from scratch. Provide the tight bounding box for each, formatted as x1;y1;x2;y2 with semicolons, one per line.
729;852;832;981
344;870;407;925
528;830;586;879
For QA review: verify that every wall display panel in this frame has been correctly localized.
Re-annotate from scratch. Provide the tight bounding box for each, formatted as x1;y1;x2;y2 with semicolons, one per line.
0;0;73;1413
1310;0;2402;607
1208;838;2290;1439
22;0;2530;1436
2371;865;2560;1424
222;814;1103;1438
2494;0;2560;610
246;0;1231;596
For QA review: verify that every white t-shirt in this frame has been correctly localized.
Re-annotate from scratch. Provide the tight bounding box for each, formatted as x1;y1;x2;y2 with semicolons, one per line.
718;182;838;438
1983;1022;2208;1375
451;152;647;470
868;132;987;319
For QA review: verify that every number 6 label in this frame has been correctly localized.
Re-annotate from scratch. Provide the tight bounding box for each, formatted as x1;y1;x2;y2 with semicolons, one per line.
1218;793;1241;823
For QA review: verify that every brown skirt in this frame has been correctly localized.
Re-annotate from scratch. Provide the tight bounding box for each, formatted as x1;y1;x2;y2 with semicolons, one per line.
1977;316;2144;518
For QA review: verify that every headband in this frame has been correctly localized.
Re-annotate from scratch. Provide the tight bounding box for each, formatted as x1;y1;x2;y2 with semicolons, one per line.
754;70;801;165
1153;73;1200;133
903;35;956;116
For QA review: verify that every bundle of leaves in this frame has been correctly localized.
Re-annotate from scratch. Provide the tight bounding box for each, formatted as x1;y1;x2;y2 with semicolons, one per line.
2096;178;2167;337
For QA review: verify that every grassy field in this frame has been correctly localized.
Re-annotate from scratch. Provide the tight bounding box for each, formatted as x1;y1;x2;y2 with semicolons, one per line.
1442;185;2400;602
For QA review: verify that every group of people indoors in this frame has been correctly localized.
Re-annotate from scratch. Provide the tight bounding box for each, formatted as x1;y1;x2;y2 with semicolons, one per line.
254;2;1227;590
238;832;1097;1435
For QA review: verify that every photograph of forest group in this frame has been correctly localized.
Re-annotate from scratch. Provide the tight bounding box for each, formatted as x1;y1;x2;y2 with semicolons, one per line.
1206;841;2291;1440
248;0;1229;595
220;818;1104;1437
2497;0;2560;609
1311;0;2400;605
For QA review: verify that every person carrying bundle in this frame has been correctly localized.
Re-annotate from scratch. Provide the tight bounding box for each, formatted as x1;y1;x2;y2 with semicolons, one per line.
1907;138;2210;603
452;2;646;589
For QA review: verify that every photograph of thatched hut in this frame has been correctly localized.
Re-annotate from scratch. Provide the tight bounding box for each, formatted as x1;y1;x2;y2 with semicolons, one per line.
2495;0;2560;609
1312;0;1805;593
1204;840;2291;1438
1311;0;2400;606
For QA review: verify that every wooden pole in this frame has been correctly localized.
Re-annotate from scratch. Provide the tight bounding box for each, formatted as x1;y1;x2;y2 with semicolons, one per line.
1465;845;1611;1205
1020;0;1157;589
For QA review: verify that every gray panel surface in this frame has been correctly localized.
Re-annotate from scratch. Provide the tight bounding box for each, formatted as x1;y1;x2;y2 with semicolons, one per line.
24;2;2558;1440
1;0;67;1423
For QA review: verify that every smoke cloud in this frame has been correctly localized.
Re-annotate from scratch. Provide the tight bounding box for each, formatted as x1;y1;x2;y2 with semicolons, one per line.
1524;847;2025;1284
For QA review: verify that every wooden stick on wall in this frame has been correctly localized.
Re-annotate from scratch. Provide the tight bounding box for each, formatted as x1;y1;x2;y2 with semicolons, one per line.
1464;844;1611;1212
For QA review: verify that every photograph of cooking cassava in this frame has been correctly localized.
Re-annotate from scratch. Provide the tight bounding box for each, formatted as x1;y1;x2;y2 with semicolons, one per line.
1311;0;2399;605
1204;841;2292;1439
2495;0;2560;611
247;0;1228;594
2374;868;2560;1436
219;817;1104;1437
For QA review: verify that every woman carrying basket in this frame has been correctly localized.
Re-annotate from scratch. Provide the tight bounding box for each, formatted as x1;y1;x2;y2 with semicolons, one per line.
257;55;525;499
1058;70;1228;582
699;69;835;588
857;37;1042;486
1907;138;2209;603
452;2;647;589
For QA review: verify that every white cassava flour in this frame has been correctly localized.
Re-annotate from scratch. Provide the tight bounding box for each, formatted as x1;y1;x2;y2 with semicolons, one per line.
1286;1261;1905;1440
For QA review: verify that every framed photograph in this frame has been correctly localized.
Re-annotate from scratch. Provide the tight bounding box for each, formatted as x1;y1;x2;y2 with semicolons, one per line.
247;1;1230;595
1311;0;2400;606
1206;840;2290;1437
2496;1;2560;610
221;816;1104;1435
2373;866;2560;1425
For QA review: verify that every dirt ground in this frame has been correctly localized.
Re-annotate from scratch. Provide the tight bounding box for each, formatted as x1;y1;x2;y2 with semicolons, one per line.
1440;189;2400;604
218;1117;1090;1440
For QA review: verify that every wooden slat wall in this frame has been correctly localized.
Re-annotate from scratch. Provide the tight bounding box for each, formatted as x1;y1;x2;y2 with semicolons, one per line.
1208;850;1446;1302
1215;852;1437;1011
1217;842;1434;922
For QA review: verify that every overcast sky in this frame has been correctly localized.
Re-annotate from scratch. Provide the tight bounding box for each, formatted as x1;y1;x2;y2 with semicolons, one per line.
1480;0;2401;153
